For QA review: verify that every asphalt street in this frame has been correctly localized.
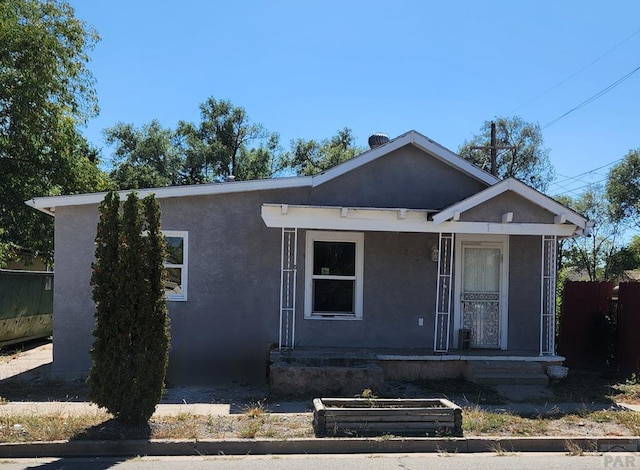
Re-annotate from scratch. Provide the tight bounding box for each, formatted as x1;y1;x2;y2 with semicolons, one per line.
0;453;627;470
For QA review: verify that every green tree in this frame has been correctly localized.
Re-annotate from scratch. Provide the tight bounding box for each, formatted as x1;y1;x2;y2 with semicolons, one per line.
176;98;281;182
458;116;554;191
1;0;105;262
88;191;170;423
606;148;640;229
286;127;363;176
105;120;182;189
606;235;640;279
87;191;121;415
557;185;623;281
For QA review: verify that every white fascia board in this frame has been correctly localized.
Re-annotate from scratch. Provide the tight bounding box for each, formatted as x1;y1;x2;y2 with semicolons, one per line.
261;204;578;236
311;130;499;187
432;178;588;228
25;176;313;216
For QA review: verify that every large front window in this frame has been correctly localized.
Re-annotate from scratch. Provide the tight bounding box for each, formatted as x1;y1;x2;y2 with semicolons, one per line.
305;231;363;319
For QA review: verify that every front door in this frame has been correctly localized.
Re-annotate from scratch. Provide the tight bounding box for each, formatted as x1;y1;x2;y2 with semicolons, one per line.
458;239;506;349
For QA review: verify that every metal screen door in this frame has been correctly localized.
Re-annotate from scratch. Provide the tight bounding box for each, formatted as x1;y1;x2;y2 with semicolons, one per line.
461;243;502;348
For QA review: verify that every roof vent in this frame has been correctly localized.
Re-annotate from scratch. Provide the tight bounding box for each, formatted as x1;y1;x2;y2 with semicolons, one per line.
368;133;390;149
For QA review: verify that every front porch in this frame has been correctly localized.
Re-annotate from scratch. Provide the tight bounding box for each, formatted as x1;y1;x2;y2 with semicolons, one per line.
269;347;565;396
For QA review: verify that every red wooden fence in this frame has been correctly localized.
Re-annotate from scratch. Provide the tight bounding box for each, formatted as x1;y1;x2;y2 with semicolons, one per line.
558;281;640;376
616;282;640;376
558;281;613;368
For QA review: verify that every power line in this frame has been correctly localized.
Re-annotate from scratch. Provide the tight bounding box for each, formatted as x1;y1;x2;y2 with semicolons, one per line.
542;65;640;129
511;27;640;113
552;177;608;197
549;157;625;186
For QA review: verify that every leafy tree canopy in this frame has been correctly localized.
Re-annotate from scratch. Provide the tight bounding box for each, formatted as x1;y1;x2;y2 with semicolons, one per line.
557;185;624;281
458;116;554;191
286;127;363;176
106;98;282;189
177;97;282;182
104;120;182;189
606;235;640;279
0;0;107;263
606;148;640;229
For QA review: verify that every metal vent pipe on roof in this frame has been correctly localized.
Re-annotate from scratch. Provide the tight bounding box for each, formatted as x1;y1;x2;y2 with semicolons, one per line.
368;133;390;149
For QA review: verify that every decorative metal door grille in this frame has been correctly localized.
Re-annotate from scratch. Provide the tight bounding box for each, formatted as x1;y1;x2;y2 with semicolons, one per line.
434;233;454;352
462;291;500;347
540;235;557;355
279;228;297;349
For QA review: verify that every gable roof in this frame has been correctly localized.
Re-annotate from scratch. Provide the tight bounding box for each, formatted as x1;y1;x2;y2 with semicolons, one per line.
26;130;498;216
432;177;590;233
313;130;499;186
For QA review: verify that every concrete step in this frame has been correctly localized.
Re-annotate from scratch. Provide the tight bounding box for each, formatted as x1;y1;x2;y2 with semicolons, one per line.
470;361;546;374
471;372;549;386
466;360;549;386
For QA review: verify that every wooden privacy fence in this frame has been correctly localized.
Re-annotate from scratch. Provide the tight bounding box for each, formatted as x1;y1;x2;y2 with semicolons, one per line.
558;281;640;376
616;282;640;376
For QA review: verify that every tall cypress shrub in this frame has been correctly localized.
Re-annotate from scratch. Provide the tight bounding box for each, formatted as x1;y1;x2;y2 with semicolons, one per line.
88;191;170;423
88;191;123;413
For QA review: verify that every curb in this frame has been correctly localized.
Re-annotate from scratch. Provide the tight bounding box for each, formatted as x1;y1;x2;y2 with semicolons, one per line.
1;436;639;458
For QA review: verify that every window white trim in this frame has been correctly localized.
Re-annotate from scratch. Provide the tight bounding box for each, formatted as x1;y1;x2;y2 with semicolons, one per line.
163;230;188;302
304;231;364;320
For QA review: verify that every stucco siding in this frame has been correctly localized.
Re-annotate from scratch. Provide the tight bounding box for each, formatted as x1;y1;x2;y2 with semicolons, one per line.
294;231;439;349
507;235;542;352
461;192;556;224
52;187;311;382
309;146;488;209
52;205;100;378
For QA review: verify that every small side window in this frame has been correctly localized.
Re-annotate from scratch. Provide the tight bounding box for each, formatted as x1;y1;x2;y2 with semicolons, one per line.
163;231;188;301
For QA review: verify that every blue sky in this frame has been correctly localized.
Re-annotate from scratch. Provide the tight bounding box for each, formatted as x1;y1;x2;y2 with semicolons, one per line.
69;0;640;200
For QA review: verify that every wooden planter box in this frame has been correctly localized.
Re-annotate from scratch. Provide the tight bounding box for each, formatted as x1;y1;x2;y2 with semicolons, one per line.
313;397;463;437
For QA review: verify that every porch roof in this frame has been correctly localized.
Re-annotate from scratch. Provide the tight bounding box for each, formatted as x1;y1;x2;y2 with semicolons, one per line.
261;203;582;236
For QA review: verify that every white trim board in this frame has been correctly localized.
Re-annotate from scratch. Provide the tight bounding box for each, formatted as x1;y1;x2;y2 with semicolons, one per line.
261;204;580;236
432;177;588;229
26;130;499;216
26;176;313;215
375;354;565;362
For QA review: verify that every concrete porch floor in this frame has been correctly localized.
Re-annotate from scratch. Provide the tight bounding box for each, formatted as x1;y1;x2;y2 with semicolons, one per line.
270;347;565;362
269;347;564;395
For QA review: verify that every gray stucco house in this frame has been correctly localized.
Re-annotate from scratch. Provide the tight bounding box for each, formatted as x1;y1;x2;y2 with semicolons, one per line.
28;130;590;386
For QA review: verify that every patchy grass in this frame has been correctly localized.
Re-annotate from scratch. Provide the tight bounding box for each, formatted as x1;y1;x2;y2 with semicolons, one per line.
0;411;315;443
462;407;547;436
611;382;640;404
614;411;640;435
0;407;638;442
0;411;109;442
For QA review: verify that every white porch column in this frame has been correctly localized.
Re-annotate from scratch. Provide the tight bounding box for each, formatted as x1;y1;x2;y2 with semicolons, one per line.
434;233;454;352
540;235;557;355
279;228;298;349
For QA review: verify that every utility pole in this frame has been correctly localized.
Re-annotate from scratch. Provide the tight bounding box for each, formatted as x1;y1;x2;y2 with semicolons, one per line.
470;121;515;176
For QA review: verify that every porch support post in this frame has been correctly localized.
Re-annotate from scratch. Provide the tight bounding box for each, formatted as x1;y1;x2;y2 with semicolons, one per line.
434;233;454;353
540;235;557;355
279;228;298;349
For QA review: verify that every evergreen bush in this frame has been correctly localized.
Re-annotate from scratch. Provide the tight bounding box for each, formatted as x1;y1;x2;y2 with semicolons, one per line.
88;191;170;423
